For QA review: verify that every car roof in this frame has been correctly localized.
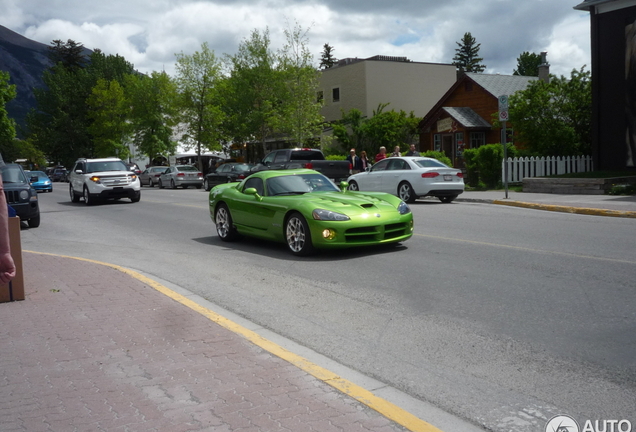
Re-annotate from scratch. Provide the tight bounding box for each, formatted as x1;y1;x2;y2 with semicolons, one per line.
249;168;321;179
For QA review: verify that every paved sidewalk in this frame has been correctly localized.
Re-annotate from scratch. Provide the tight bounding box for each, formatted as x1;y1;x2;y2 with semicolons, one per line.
1;253;422;432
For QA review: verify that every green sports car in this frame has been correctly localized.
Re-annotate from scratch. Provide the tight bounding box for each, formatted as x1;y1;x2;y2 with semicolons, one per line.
208;169;413;255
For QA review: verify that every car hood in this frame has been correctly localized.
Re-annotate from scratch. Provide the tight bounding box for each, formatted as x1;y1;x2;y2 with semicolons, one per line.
299;191;401;215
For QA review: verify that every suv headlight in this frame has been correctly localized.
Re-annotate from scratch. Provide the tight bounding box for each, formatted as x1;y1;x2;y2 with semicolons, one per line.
397;201;411;215
89;176;101;184
312;209;350;221
19;190;29;201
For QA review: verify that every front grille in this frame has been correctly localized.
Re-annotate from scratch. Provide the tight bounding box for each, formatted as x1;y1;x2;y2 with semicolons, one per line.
344;222;410;243
101;175;133;187
4;190;19;204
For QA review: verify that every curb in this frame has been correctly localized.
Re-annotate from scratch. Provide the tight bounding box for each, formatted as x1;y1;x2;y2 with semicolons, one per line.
491;200;636;218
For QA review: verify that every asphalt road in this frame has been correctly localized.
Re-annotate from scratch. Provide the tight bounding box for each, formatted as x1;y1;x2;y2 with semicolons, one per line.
21;184;636;432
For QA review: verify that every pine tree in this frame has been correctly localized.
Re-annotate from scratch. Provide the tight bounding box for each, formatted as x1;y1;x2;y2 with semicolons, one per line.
513;52;542;76
319;43;337;70
452;32;486;73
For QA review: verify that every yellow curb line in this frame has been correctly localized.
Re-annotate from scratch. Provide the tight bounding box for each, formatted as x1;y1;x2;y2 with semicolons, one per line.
492;200;636;218
25;250;444;432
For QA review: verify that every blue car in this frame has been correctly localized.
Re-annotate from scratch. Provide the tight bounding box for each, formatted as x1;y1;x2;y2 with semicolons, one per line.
28;170;53;192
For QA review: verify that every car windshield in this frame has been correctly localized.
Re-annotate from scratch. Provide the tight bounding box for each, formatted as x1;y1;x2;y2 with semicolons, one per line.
0;165;28;184
233;164;254;172
32;171;48;179
266;173;338;196
413;158;448;168
86;161;128;173
177;166;199;172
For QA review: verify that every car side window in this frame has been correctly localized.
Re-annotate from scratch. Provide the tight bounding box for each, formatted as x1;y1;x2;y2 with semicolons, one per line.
387;159;409;170
262;152;276;165
243;177;264;196
371;159;390;172
273;151;288;163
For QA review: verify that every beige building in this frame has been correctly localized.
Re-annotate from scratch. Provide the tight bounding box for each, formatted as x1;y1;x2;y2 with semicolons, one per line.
318;55;457;122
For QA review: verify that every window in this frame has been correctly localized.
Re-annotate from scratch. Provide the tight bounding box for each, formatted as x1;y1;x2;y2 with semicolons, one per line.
433;134;441;152
371;159;390;172
332;87;340;103
470;132;486;148
244;177;264;196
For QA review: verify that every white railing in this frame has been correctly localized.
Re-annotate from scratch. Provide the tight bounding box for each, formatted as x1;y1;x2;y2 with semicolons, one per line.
502;155;593;183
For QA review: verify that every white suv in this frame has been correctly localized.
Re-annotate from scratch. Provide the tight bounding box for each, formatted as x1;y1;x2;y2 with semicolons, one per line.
69;158;141;205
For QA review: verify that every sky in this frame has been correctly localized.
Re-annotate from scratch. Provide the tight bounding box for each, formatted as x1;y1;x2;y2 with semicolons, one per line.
1;0;591;78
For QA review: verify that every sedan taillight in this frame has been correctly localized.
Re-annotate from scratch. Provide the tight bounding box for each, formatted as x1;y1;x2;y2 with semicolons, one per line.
237;174;246;180
177;173;185;177
456;172;464;178
421;172;440;178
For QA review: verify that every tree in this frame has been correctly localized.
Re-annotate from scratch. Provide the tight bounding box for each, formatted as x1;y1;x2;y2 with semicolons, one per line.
513;52;541;76
126;71;179;165
509;67;591;156
48;39;86;71
319;43;337;70
0;71;17;156
278;23;325;146
174;42;225;172
87;79;131;158
452;32;486;73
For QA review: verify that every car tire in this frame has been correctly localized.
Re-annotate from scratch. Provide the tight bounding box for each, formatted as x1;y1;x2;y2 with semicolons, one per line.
285;212;315;256
439;195;457;203
70;184;80;203
348;181;359;191
170;179;176;189
215;203;238;241
148;179;154;188
158;179;164;189
28;214;40;228
204;179;210;191
131;191;141;203
83;186;95;206
398;182;416;203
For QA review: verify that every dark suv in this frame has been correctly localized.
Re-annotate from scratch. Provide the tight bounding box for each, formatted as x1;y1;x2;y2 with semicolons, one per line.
1;163;40;227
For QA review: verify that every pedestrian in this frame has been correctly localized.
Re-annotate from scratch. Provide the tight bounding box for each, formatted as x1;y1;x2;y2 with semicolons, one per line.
405;144;420;156
375;146;387;163
346;148;363;174
360;151;371;171
390;145;401;157
0;152;17;285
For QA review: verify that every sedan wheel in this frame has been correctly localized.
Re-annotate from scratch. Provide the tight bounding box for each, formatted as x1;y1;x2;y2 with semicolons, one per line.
215;203;238;241
158;179;164;189
398;182;416;203
170;179;176;189
148;179;154;188
285;213;315;256
347;181;359;191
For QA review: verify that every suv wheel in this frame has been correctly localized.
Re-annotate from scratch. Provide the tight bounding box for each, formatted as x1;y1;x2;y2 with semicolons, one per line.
83;186;95;206
69;184;80;203
28;214;41;228
131;191;141;203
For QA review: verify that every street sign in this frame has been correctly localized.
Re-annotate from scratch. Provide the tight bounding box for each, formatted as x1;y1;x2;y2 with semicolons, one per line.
498;95;509;122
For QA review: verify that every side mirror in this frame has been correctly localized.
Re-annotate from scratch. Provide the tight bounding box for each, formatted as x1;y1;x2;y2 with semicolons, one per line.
244;187;263;201
339;181;349;192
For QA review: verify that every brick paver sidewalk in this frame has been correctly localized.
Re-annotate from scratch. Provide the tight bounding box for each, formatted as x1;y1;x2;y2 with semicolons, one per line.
0;253;406;432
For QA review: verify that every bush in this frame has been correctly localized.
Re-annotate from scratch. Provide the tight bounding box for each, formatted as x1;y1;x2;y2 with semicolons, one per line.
420;150;453;168
462;148;479;187
464;143;517;189
325;154;346;161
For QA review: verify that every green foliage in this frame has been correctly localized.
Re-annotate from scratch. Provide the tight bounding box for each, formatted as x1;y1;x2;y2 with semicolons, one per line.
462;148;479;187
607;184;636;195
509;67;591;156
420;150;453;168
0;71;17;151
452;32;486;73
319;43;337;70
175;42;225;171
331;104;420;158
87;79;131;158
513;52;541;76
325;154;346;161
463;143;517;188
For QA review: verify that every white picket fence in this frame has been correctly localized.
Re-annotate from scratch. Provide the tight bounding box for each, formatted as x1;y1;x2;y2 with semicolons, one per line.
502;155;593;183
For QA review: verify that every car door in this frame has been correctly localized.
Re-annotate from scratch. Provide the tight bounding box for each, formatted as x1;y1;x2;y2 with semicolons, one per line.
381;158;411;193
359;159;390;191
230;177;274;232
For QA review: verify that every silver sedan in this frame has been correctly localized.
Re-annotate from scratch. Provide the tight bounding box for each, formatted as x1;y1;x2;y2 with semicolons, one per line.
158;165;204;189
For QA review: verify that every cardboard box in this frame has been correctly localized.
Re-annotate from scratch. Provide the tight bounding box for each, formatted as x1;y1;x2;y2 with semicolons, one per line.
0;217;25;302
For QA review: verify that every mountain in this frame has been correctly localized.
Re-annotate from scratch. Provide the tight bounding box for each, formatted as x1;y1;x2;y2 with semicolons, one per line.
0;25;53;135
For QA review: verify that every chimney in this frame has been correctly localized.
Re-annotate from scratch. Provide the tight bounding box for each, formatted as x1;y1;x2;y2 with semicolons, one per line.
538;52;550;83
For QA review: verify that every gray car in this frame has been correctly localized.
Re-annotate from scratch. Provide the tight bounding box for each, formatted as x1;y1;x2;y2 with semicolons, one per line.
140;166;168;187
158;165;203;189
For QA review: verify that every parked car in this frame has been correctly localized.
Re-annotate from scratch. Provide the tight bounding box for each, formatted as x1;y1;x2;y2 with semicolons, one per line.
158;165;203;189
251;148;351;182
50;167;68;182
1;163;40;227
28;170;53;192
140;166;167;187
126;162;142;175
208;169;413;256
204;163;255;191
346;156;465;203
69;157;141;205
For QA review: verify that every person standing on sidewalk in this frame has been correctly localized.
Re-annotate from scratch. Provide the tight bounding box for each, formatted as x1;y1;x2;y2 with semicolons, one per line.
0;152;16;284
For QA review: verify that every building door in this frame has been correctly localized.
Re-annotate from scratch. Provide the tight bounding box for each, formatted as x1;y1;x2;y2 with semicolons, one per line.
442;134;454;161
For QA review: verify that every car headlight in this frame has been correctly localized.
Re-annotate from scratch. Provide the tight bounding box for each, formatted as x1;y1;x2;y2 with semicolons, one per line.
397;201;411;215
19;190;29;200
312;209;350;221
89;176;101;184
